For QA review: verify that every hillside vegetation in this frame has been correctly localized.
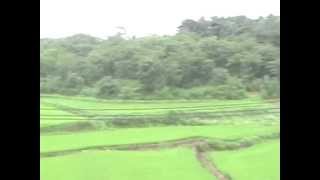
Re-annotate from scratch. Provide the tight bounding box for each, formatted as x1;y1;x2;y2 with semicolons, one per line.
41;15;279;100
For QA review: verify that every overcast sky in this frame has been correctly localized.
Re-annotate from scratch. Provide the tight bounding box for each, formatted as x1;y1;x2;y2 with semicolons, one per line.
40;0;280;39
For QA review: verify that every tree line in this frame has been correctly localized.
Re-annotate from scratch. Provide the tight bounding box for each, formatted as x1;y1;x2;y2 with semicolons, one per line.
40;15;280;100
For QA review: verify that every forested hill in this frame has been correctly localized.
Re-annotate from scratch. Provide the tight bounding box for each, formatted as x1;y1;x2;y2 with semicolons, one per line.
40;15;279;100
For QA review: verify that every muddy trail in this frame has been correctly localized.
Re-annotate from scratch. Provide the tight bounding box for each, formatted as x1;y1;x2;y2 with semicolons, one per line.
195;147;230;180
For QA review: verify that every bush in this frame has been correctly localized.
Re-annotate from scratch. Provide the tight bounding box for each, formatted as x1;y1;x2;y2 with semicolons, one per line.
40;76;63;93
189;89;207;99
80;87;99;97
65;73;84;89
196;143;212;152
246;78;263;92
118;88;140;99
165;111;182;124
206;78;247;100
208;140;227;150
260;76;280;99
58;88;82;96
210;68;230;85
178;86;213;99
154;87;176;99
88;119;108;129
95;76;121;99
224;142;243;150
154;82;248;100
171;88;195;99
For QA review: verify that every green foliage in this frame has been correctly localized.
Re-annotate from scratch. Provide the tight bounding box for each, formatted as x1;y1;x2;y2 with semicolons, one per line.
210;68;230;85
165;111;182;124
41;76;67;94
138;59;167;93
246;79;264;92
40;15;279;100
202;78;247;100
79;87;99;97
260;76;280;99
65;73;84;88
179;15;280;46
95;76;121;98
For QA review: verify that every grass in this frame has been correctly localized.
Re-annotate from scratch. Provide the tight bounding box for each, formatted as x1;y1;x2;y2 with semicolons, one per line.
41;124;279;152
40;95;280;180
41;95;276;116
40;102;85;127
41;148;215;180
210;140;280;180
40;95;279;129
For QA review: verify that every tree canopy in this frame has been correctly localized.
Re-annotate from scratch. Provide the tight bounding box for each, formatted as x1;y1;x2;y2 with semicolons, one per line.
40;15;280;100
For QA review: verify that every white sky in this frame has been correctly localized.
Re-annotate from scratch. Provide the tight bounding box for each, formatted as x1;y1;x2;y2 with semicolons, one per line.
40;0;280;39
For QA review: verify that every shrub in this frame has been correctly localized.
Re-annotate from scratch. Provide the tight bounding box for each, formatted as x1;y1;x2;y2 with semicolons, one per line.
246;78;263;92
40;76;63;93
165;111;182;124
58;88;82;96
117;79;142;99
80;87;99;97
201;78;247;100
260;76;280;99
208;140;227;150
181;86;213;99
95;76;121;99
154;87;176;99
118;87;140;99
210;68;230;85
88;118;109;129
65;73;84;89
189;90;206;99
196;143;212;152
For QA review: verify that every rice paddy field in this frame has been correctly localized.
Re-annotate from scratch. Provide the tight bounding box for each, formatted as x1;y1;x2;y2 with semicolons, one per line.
40;102;85;127
40;125;279;152
41;149;215;180
40;95;280;180
210;140;280;180
40;95;278;116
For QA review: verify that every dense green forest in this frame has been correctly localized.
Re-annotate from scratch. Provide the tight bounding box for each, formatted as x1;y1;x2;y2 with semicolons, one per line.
40;15;279;100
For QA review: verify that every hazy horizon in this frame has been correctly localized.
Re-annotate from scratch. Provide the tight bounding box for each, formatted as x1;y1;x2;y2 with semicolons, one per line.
41;0;280;39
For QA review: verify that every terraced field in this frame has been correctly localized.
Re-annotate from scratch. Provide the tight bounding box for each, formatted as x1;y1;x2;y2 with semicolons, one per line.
210;140;280;180
40;103;85;127
40;95;278;117
40;95;280;180
41;149;215;180
41;125;279;153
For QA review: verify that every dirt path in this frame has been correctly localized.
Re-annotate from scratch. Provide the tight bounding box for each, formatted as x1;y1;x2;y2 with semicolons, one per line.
194;146;229;180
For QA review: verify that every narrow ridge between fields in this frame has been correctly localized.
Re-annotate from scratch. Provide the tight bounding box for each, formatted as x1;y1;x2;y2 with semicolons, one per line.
40;132;279;158
195;148;230;180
